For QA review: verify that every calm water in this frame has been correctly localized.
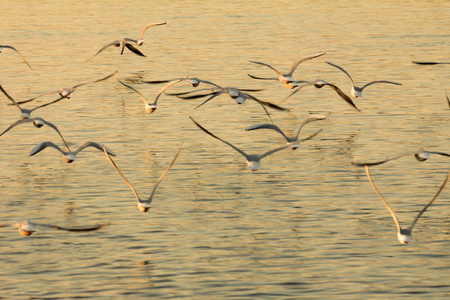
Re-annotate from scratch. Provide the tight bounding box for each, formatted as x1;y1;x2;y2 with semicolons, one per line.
1;0;449;299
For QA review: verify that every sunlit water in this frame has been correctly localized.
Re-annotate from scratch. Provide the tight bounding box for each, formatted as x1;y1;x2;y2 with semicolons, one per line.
1;0;449;299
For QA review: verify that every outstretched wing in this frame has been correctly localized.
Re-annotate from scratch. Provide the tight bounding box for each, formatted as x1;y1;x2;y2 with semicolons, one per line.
76;141;115;156
190;117;248;159
103;146;141;202
360;80;402;91
91;40;121;58
326;61;355;86
139;22;167;41
249;61;282;76
39;222;109;232
409;171;450;230
326;83;360;112
246;123;289;141
29;141;66;156
146;143;183;203
0;45;33;70
125;44;146;57
287;52;326;76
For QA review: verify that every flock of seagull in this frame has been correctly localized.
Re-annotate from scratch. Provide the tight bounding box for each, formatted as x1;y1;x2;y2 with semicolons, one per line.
1;22;449;245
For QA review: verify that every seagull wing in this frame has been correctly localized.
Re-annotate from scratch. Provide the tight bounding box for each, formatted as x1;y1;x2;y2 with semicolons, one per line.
247;74;279;81
29;96;66;112
125;43;146;57
146;143;183;204
428;151;450;158
119;80;150;106
287;52;326;76
153;79;184;105
409;171;450;231
103;146;141;202
258;144;289;160
0;84;20;107
40;118;70;150
352;152;416;167
325;83;360;112
76;141;115;156
282;81;315;102
71;70;118;90
1;45;32;70
246;123;289;141
360;80;402;91
38;222;109;232
294;114;327;139
365;165;402;233
139;22;167;40
92;40;121;58
190;117;249;159
249;61;282;76
326;61;355;87
30;141;66;156
0;118;34;137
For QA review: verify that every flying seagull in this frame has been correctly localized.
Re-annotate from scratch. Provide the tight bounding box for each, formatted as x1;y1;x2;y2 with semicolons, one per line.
13;71;118;105
0;117;69;149
30;141;115;163
0;220;109;236
0;84;65;119
326;61;402;98
352;149;450;167
119;78;185;113
190;117;288;171
282;79;360;111
364;165;450;244
245;114;327;149
103;143;182;212
248;52;326;89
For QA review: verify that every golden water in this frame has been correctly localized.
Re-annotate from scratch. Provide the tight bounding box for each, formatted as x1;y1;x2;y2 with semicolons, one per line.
1;0;449;298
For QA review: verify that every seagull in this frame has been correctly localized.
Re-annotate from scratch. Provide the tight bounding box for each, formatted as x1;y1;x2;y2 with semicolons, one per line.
190;117;289;171
352;149;450;167
0;84;65;119
282;79;360;111
178;87;289;123
0;117;69;149
103;143;182;212
30;141;115;163
326;61;402;98
0;220;109;236
245;114;327;149
91;39;145;59
135;22;167;46
0;45;33;70
364;165;450;244
12;71;118;105
248;52;326;89
119;78;185;113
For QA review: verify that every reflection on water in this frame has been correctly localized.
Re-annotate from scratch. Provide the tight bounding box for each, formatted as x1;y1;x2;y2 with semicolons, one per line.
1;0;449;298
